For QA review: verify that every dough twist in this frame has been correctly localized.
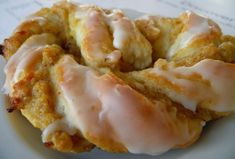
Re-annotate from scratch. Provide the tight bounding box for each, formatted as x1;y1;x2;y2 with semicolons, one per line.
2;1;235;155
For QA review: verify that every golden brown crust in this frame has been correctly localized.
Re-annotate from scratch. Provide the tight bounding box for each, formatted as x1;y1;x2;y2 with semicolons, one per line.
136;16;183;60
84;132;128;153
3;1;235;155
115;69;223;122
7;44;93;152
136;13;235;67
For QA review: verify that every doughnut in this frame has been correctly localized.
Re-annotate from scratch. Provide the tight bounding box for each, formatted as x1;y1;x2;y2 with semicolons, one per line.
2;0;235;155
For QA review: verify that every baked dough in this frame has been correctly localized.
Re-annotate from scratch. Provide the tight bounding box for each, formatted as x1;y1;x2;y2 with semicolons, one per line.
135;11;235;66
2;0;235;155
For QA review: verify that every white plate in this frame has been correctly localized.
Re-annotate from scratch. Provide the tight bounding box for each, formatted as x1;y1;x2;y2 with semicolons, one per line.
1;1;235;159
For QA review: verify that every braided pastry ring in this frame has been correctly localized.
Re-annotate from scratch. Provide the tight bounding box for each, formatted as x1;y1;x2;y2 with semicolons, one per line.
2;1;235;155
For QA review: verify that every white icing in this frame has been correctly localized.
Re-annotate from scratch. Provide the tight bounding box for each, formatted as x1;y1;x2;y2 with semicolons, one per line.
53;55;199;155
73;6;121;66
3;33;56;94
24;16;46;26
105;9;152;69
106;10;127;49
151;59;235;112
111;19;128;49
12;47;43;84
166;11;214;59
42;118;77;143
72;4;151;69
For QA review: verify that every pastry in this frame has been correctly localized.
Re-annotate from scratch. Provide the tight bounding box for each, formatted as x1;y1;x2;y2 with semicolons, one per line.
2;0;235;155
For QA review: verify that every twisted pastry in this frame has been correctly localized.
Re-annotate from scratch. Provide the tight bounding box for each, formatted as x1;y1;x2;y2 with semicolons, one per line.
68;3;152;70
135;11;235;65
2;1;235;155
